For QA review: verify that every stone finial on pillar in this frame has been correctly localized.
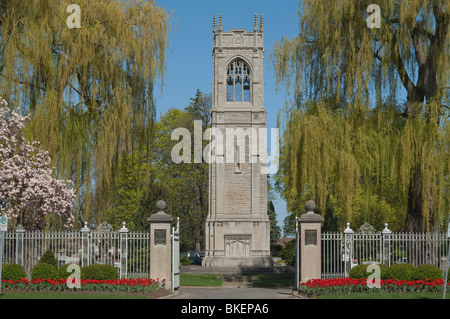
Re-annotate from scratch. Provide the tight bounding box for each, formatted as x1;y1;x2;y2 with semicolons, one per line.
254;13;258;32
213;14;217;32
156;200;168;213
305;200;316;213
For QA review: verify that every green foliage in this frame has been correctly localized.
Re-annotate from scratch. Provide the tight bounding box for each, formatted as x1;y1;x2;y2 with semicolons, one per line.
81;265;103;280
31;263;58;280
271;0;450;233
39;250;58;268
349;264;369;279
279;240;296;266
268;200;281;243
349;263;389;280
57;263;81;280
375;264;389;280
106;152;148;231
1;263;26;282
0;1;170;229
180;256;192;266
271;243;283;257
134;173;169;232
413;264;443;281
152;90;211;251
385;264;416;281
351;263;443;281
98;265;119;280
81;264;118;280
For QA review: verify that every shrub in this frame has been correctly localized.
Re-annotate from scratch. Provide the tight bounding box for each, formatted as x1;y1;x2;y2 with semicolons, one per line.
279;240;296;266
377;264;389;280
98;264;119;280
81;265;103;280
180;256;192;266
385;263;416;281
348;263;389;280
413;264;443;281
349;264;368;279
57;263;81;280
31;263;58;280
1;263;27;282
81;264;119;280
39;250;58;267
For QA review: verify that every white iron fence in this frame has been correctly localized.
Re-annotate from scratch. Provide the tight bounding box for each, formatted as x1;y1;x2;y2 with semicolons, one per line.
2;222;151;279
321;223;450;279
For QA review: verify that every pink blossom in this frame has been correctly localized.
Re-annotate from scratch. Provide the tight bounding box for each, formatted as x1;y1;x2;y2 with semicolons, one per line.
0;98;75;230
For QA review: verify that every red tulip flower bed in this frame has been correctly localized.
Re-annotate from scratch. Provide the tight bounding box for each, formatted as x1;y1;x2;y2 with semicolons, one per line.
1;277;165;294
299;277;448;296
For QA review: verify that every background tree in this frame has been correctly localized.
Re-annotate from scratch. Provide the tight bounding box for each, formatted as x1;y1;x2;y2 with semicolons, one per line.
272;0;449;232
134;173;169;231
152;90;210;251
268;201;282;243
105;152;148;231
0;98;75;230
0;0;170;229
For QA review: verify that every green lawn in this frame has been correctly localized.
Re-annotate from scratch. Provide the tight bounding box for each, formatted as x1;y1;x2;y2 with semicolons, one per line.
314;292;450;299
180;274;224;287
251;273;295;287
0;291;149;299
180;273;295;288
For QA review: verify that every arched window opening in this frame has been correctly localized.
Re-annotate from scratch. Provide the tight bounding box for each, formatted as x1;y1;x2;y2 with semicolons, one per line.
227;59;251;102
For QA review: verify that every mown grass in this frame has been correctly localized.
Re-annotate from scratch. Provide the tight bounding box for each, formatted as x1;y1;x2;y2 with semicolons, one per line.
180;273;224;287
314;292;450;299
251;273;295;287
179;273;296;287
0;291;149;299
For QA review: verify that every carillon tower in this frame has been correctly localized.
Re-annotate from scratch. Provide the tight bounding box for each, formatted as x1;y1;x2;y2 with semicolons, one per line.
202;14;272;268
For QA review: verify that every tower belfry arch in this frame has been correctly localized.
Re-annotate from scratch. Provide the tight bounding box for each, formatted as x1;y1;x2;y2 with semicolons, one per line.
202;14;272;268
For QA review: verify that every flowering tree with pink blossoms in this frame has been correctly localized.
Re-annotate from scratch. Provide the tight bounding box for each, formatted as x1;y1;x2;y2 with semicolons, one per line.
0;98;75;230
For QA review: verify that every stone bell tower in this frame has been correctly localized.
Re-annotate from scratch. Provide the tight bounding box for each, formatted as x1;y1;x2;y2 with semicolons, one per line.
202;14;272;268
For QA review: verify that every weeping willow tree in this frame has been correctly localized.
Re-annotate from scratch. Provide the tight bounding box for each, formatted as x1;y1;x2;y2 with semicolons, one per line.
0;0;170;229
271;0;449;232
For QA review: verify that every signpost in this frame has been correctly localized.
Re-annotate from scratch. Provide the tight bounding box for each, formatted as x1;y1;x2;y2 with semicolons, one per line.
0;216;7;296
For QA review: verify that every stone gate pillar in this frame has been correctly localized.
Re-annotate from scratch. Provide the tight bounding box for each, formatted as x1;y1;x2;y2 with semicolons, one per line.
298;200;324;283
148;200;173;290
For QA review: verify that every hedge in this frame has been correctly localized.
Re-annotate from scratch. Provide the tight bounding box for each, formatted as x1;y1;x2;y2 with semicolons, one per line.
31;263;58;280
348;263;443;282
1;263;27;282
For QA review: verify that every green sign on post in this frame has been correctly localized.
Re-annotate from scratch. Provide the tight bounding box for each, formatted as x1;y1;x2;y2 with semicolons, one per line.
0;216;6;231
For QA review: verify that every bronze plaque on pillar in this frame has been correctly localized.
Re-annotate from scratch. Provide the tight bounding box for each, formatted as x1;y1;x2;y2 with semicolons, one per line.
305;230;317;246
154;229;166;245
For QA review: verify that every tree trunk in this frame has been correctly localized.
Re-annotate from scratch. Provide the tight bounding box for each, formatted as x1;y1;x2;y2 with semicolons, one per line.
403;168;424;233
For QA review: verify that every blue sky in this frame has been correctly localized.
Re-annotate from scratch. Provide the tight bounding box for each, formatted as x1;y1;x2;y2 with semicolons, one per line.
154;0;301;234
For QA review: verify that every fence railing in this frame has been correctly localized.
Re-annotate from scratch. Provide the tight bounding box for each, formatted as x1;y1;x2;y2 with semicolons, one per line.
321;223;450;279
2;222;150;279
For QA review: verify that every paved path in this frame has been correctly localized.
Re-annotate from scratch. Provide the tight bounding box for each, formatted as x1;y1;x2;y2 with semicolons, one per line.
166;286;302;299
